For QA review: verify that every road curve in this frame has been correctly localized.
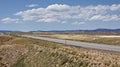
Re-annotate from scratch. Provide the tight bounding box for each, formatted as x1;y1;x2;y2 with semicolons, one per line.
21;35;120;52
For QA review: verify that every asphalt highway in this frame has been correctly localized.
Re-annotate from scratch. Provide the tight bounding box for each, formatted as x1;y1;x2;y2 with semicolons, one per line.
21;35;120;52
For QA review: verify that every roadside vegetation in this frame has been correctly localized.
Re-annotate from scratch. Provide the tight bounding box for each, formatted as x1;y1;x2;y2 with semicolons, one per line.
0;34;120;67
31;32;120;46
0;35;13;45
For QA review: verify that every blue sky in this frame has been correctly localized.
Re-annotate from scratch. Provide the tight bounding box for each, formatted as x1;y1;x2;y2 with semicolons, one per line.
0;0;120;31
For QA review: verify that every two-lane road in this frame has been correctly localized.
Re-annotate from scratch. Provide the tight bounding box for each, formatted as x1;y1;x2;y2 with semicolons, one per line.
21;35;120;52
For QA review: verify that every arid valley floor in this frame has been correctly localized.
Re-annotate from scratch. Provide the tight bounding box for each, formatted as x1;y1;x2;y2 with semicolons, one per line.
0;32;120;67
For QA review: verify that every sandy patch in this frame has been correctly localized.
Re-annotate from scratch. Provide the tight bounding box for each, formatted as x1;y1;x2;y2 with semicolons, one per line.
99;35;120;38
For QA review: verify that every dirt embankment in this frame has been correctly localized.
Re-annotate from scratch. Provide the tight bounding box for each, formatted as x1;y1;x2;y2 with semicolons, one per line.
0;35;28;67
0;45;27;67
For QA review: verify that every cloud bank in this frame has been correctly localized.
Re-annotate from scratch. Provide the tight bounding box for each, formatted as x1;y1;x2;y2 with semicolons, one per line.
1;4;120;24
1;17;19;23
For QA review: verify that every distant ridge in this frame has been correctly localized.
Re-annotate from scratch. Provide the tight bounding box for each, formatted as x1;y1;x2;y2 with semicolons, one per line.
30;29;120;33
0;30;22;32
0;29;120;33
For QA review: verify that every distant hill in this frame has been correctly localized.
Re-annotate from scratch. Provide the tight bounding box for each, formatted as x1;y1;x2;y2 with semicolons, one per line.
30;29;120;33
0;29;120;33
0;30;21;33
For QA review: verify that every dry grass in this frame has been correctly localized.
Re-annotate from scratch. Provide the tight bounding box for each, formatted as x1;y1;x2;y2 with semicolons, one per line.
0;35;13;45
13;44;120;67
0;35;120;67
0;45;27;67
34;34;120;46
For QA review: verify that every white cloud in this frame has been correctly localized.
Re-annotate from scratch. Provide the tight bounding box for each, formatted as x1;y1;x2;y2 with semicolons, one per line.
1;17;19;23
37;18;59;23
46;4;70;11
72;22;85;25
89;15;120;21
26;4;39;8
110;4;120;11
1;4;120;24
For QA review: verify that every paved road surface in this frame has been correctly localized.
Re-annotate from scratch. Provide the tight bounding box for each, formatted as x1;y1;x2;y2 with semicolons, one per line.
21;35;120;52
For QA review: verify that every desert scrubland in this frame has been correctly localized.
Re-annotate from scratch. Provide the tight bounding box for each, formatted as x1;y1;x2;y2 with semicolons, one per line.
0;34;120;67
